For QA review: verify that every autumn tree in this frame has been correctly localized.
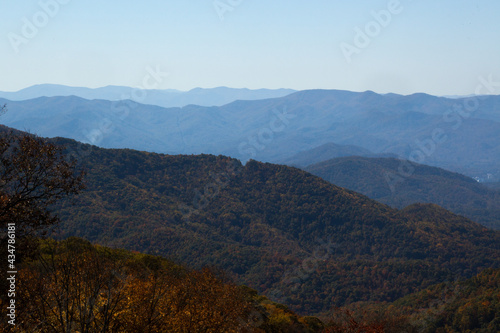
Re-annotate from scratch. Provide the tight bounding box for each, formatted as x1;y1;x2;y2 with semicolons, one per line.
119;266;257;332
0;122;84;249
14;238;127;332
12;238;260;332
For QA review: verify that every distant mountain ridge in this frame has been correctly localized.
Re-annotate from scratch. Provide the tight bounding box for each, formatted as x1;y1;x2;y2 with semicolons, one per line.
280;142;398;167
1;89;499;181
0;84;296;108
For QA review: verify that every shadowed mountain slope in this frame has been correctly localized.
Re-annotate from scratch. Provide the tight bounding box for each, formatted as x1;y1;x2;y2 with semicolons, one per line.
37;134;500;315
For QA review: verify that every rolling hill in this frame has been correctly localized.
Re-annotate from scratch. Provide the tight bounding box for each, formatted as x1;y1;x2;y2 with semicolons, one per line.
387;267;500;332
304;156;500;230
327;268;500;332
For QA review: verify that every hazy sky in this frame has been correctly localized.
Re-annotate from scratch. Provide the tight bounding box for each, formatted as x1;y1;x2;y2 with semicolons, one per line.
1;0;499;95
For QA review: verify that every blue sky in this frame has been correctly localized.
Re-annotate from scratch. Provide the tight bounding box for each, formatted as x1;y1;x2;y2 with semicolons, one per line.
1;0;499;95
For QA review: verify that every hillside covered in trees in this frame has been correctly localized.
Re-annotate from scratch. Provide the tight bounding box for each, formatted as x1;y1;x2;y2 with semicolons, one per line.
44;135;500;315
5;237;498;332
323;268;500;332
391;267;500;332
305;156;500;230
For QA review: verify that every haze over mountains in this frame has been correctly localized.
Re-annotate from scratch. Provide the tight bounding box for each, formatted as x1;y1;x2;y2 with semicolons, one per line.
0;84;296;108
279;142;398;167
1;88;499;182
1;85;499;232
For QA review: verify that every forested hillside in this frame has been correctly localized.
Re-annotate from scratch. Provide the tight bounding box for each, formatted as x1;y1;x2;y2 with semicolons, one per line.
324;268;500;332
305;156;500;230
47;136;500;315
392;268;500;332
8;236;497;332
486;182;500;191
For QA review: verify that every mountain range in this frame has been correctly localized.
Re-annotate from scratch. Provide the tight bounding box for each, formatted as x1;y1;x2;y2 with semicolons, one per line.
0;84;296;108
1;89;499;182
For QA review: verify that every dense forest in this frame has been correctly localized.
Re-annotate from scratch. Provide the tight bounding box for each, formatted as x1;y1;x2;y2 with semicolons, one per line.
45;136;500;315
305;156;500;230
390;267;500;332
2;237;498;332
324;267;500;332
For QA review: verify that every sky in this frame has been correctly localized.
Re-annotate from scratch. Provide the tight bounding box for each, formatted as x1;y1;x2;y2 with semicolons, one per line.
1;0;499;95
